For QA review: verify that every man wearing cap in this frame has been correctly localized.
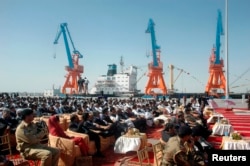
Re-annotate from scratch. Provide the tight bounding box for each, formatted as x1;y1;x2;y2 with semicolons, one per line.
15;108;60;166
161;125;193;166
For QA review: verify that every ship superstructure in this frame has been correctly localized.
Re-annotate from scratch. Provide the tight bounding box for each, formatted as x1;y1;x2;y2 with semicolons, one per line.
90;64;138;96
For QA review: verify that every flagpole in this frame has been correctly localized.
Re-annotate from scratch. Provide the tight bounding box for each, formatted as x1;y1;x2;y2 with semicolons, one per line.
225;0;229;99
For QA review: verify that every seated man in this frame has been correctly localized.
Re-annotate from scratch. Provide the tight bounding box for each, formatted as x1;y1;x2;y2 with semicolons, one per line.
54;102;63;114
93;111;108;126
190;111;212;140
0;108;18;135
123;107;147;132
113;107;134;130
174;126;207;166
15;108;60;166
185;114;199;128
82;112;113;138
100;107;114;124
153;104;172;126
109;107;128;133
76;104;84;115
161;125;193;166
100;107;126;138
161;123;176;144
16;109;23;125
191;125;210;165
170;111;186;132
38;103;54;116
68;114;104;157
9;106;17;118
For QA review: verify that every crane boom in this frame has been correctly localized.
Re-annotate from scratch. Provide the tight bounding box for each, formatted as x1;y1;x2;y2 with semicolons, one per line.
230;67;250;86
174;69;183;83
54;23;83;69
137;72;146;83
214;10;223;64
146;18;160;67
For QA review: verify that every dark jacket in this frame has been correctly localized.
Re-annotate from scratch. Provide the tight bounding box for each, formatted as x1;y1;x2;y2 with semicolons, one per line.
0;119;7;136
0;118;18;135
83;120;104;131
93;117;107;126
69;122;89;134
101;114;113;124
161;130;176;142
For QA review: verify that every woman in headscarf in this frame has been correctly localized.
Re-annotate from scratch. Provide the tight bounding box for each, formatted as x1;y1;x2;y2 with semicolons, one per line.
48;115;88;156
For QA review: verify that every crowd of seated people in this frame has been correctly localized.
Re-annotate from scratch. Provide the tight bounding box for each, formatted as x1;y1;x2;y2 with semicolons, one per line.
0;93;214;164
0;94;212;131
160;97;213;166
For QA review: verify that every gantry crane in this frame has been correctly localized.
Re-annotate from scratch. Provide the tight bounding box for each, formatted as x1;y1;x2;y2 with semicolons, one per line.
205;10;226;97
54;23;84;94
145;19;167;95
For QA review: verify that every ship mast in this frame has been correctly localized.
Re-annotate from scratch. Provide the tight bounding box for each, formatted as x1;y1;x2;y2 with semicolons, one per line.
120;56;124;73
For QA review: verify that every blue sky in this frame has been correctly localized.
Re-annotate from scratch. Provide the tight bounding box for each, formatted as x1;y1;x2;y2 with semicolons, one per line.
0;0;250;93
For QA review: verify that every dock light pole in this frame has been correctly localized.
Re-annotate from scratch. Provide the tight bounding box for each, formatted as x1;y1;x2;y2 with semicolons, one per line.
225;0;229;99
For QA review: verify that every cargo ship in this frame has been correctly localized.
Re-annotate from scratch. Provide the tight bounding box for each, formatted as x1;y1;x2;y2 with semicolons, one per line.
89;64;140;97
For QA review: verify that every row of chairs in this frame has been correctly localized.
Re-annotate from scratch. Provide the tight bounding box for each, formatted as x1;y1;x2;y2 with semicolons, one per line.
126;141;163;166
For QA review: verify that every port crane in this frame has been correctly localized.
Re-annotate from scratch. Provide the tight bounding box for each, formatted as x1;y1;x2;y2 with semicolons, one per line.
205;10;226;97
144;19;167;95
168;64;188;93
54;23;84;94
168;64;205;93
